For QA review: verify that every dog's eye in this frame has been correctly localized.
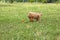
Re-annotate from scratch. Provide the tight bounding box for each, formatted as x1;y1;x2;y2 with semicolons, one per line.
28;16;31;18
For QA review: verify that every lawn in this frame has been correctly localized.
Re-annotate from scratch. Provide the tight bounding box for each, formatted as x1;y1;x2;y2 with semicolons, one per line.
0;3;60;40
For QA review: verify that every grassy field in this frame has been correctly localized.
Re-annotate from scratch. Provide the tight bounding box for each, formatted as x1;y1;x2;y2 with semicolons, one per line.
0;3;60;40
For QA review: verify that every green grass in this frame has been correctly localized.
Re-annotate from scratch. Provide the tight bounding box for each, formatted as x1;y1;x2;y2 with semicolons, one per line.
0;3;60;40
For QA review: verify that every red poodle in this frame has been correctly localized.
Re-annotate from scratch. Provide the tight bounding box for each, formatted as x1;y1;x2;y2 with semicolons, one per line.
28;12;42;22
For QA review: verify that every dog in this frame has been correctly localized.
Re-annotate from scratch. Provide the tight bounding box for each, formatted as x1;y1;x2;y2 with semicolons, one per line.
28;12;42;22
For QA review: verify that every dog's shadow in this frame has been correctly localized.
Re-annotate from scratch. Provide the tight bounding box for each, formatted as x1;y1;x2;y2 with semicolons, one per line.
21;20;41;24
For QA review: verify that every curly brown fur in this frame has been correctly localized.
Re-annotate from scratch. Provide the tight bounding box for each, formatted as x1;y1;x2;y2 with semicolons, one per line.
28;12;42;22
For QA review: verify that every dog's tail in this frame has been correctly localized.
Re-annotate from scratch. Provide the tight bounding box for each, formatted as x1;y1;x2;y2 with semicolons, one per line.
39;13;42;16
